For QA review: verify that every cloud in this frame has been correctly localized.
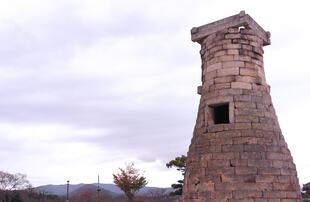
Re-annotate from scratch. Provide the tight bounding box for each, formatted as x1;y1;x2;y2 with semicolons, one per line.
0;0;200;187
0;0;310;187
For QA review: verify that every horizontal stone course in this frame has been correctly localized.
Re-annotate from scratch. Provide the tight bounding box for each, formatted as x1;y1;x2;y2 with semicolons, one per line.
217;67;240;77
231;81;252;89
233;190;263;199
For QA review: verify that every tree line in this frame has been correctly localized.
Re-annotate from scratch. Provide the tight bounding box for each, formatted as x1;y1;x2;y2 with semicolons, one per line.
2;155;308;202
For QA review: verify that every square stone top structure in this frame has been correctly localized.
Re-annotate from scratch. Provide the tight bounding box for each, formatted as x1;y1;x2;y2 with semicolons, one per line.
182;11;301;202
191;11;270;46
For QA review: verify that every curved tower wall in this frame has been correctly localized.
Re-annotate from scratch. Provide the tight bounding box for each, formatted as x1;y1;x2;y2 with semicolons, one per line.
182;12;301;202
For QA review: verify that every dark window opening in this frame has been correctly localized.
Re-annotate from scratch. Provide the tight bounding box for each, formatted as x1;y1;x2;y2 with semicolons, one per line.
212;103;229;124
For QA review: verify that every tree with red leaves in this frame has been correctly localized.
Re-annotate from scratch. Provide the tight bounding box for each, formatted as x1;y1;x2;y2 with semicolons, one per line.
113;163;147;202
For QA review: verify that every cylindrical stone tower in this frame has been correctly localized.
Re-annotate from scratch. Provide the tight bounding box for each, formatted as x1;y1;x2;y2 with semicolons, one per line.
182;11;302;201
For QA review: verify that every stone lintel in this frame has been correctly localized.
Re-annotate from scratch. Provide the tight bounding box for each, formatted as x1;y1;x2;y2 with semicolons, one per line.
191;11;271;46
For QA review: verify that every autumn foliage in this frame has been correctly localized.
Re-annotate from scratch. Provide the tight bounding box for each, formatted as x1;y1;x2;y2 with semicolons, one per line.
113;163;147;201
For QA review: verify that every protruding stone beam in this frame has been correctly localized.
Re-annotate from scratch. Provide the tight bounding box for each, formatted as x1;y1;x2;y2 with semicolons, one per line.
191;11;271;46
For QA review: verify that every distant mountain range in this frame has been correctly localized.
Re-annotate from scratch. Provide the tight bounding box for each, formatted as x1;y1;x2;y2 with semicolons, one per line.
36;183;172;197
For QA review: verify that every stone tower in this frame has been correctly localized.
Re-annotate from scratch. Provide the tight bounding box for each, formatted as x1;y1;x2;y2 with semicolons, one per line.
182;11;302;201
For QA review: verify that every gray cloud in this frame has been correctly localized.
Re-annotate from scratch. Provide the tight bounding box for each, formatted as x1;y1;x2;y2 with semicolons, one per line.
1;0;309;186
0;1;198;167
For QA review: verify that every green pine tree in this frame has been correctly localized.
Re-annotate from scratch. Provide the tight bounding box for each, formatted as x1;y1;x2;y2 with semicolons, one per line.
166;155;187;196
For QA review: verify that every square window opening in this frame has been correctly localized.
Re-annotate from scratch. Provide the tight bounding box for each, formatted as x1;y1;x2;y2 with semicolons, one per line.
211;103;230;124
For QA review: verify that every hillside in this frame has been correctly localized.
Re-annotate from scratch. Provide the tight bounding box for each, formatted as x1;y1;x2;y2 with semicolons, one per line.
36;183;172;197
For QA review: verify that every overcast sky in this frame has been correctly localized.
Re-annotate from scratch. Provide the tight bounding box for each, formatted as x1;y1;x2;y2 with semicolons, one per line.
0;0;309;188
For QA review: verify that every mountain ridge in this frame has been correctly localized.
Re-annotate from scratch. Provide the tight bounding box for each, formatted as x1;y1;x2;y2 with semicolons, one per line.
36;183;172;196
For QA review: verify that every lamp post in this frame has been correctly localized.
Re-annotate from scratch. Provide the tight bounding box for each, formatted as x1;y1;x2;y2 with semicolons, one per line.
66;180;69;202
97;175;101;202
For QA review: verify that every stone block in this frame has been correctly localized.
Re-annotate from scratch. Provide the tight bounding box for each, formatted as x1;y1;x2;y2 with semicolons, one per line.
241;152;265;160
222;145;244;152
235;166;257;175
230;159;248;167
207;62;222;72
205;69;217;80
208;160;230;168
222;61;245;68
240;68;258;77
225;33;241;39
233;137;259;144
207;124;229;133
266;152;285;160
252;58;263;67
234;94;251;101
258;167;281;175
214;76;235;84
233;190;262;199
231;82;252;90
247;159;271;168
218;55;234;61
215;130;242;138
281;199;298;202
252;123;275;131
216;182;272;191
235;115;259;123
262;191;282;198
284;191;298;198
234;102;256;108
223;44;241;49
244;145;266;152
234;123;252;129
256;175;277;183
209;45;223;54
272;160;289;168
227;49;239;55
230;199;254;202
212;152;239;160
214;83;231;90
244;62;256;69
218;39;233;46
215;182;235;191
205;78;214;87
209;138;233;145
205;145;222;153
278;176;291;183
235;75;258;83
205;167;235;175
206;95;233;105
211;190;233;199
246;35;264;44
206;57;221;66
253;53;263;61
232;38;250;44
241;44;253;51
250;41;261;47
233;55;252;62
218;89;243;96
217;67;240;77
272;183;296;191
214;50;227;57
240;49;255;57
280;168;297;176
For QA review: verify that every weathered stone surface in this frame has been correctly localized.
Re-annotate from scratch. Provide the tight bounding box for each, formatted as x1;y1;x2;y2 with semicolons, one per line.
217;67;239;77
206;62;222;72
182;11;301;202
231;81;252;90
